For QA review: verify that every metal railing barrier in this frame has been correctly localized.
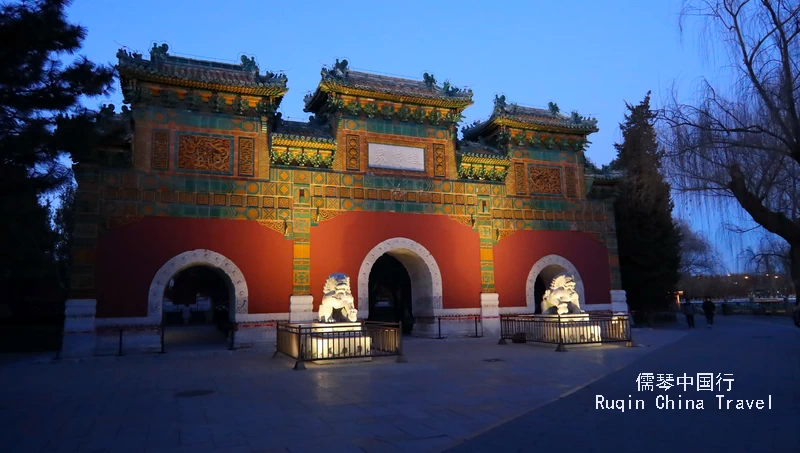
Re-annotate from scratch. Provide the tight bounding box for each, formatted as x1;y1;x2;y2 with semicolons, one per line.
274;321;405;370
498;313;633;351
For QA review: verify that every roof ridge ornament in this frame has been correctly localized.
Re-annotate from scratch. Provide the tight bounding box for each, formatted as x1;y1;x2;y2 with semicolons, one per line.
494;94;507;113
240;55;258;73
442;79;469;97
116;48;142;61
322;59;349;80
461;119;481;136
548;101;560;116
423;72;437;89
150;43;169;61
571;110;598;126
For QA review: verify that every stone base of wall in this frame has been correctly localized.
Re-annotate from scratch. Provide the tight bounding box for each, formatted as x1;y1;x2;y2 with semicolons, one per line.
289;295;314;323
61;299;97;359
234;322;278;348
480;293;500;337
61;332;97;359
413;309;484;338
96;328;161;355
610;290;629;313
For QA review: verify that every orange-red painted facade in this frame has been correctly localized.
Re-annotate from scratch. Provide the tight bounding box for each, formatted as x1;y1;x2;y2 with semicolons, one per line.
310;211;482;311
493;230;612;307
70;48;624;322
95;217;293;318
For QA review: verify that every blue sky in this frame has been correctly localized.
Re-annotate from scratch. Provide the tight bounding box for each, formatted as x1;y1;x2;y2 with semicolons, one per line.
65;0;765;271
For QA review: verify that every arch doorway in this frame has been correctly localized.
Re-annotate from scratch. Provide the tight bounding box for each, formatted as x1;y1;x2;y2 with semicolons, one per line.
149;249;249;349
525;254;585;313
368;254;413;332
357;238;443;336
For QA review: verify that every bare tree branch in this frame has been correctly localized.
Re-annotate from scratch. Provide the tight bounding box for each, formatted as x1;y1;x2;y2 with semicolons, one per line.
664;0;800;293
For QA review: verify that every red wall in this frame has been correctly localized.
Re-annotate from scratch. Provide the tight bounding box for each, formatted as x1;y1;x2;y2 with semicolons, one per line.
493;231;612;307
310;211;482;310
95;217;294;318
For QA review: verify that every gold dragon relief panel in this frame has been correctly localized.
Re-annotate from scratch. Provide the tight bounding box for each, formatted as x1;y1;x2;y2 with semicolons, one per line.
177;134;233;174
346;134;360;171
238;137;255;177
433;144;446;178
513;162;526;195
528;165;563;196
565;166;577;198
151;130;169;170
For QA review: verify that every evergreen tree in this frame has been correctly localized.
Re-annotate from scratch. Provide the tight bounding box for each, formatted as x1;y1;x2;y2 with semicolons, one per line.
612;92;681;312
0;0;116;290
52;182;76;289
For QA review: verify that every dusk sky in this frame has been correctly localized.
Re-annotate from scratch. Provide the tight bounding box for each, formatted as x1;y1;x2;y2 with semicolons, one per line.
65;0;765;272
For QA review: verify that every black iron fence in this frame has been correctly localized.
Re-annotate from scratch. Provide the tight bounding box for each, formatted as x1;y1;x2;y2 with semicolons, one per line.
498;314;632;351
414;314;483;339
274;321;405;369
680;298;796;316
717;301;793;316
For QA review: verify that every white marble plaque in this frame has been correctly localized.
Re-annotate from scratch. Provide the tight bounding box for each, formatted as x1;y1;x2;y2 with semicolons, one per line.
368;143;425;172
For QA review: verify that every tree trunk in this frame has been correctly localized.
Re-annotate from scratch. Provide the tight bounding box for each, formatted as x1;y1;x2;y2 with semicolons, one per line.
791;243;800;298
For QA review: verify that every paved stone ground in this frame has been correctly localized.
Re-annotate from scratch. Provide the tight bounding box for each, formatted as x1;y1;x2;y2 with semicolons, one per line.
448;315;800;452
0;327;683;453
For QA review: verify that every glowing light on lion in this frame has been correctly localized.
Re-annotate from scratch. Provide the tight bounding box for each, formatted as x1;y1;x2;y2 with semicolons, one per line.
319;273;358;322
541;274;583;315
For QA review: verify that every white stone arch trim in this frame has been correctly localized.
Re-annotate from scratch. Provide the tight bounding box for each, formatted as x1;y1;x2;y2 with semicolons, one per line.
357;237;443;319
525;254;585;310
147;249;249;323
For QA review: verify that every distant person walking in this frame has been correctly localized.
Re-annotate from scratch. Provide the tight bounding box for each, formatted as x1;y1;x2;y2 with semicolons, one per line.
682;300;695;328
703;297;716;328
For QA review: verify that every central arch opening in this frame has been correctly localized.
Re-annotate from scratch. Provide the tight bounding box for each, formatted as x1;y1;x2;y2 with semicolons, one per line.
162;265;232;348
368;254;413;332
526;255;585;313
358;238;443;337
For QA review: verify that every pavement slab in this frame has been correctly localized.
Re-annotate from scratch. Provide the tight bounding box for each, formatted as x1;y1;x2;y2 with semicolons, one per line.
446;316;800;452
1;326;687;452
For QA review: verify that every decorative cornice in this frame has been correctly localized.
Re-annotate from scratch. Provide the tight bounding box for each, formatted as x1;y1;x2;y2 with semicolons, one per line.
118;70;288;97
494;117;597;134
459;153;511;166
116;45;287;97
271;134;336;150
270;147;335;168
257;219;288;235
106;215;144;230
318;82;472;109
585;231;606;244
496;228;520;242
447;215;475;228
316;209;346;223
456;149;510;182
462;97;599;143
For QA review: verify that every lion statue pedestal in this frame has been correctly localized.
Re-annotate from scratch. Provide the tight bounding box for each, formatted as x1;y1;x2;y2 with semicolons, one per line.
305;273;371;362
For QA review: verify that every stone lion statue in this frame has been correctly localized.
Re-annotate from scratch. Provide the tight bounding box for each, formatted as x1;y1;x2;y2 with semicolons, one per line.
541;274;583;315
319;273;358;322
